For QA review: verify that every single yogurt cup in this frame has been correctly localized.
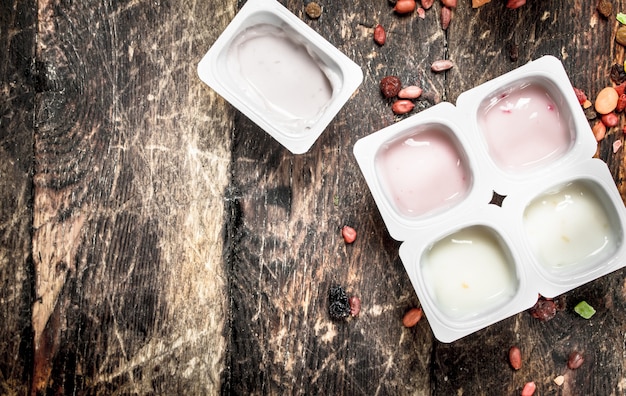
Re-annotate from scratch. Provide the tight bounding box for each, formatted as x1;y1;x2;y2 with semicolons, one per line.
354;56;626;342
197;0;363;154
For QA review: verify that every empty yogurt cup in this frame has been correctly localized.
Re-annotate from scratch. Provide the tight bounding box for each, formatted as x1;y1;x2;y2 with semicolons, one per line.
197;0;363;154
355;56;626;342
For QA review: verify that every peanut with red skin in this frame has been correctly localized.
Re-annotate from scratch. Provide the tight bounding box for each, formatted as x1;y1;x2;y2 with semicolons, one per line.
431;59;454;72
402;307;423;327
441;0;457;7
421;0;434;9
342;225;357;244
601;112;619;127
509;346;522;370
417;7;426;18
441;6;451;30
374;24;386;46
506;0;526;9
394;0;416;14
392;100;415;115
568;351;584;370
398;86;423;99
521;382;536;396
349;296;361;317
592;121;607;141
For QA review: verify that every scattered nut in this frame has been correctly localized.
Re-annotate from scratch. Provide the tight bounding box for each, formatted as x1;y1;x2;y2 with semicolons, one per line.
394;0;416;14
601;112;619;127
595;87;619;114
305;2;322;19
374;24;386;46
573;87;587;105
398;85;423;99
509;346;522;370
472;0;491;7
342;225;357;244
529;296;557;321
441;6;452;30
421;0;434;9
592;120;607;141
402;307;423;327
521;381;536;396
441;0;457;7
567;351;584;370
417;7;426;18
554;375;565;386
392;99;415;115
431;59;454;72
380;76;402;98
506;0;526;9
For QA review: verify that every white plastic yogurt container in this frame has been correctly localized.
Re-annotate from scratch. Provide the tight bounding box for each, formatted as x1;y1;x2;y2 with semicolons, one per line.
354;56;626;342
197;0;363;154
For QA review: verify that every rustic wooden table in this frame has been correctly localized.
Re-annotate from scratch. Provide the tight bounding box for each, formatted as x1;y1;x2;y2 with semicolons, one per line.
3;0;626;394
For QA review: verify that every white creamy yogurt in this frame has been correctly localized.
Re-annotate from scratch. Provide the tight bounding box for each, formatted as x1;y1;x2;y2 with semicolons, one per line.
422;225;518;321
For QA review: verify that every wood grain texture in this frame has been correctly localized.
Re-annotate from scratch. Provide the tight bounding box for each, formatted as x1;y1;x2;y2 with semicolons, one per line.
3;0;626;394
29;0;233;393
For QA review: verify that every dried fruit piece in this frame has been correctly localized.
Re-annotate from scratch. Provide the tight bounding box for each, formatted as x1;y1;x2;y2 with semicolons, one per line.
342;225;357;244
380;76;402;98
617;94;626;112
328;285;351;319
421;0;434;9
610;63;626;84
574;300;596;319
618;12;626;24
592;121;607;141
597;0;613;18
305;2;322;19
595;87;619;114
398;85;423;99
554;375;565;386
601;112;619;127
394;0;416;14
402;307;423;327
521;381;536;396
567;351;584;369
431;59;454;72
509;346;522;370
506;0;526;9
614;140;623;153
349;296;361;317
472;0;491;7
529;297;557;321
374;24;386;46
615;81;626;96
392;99;415;114
441;6;452;30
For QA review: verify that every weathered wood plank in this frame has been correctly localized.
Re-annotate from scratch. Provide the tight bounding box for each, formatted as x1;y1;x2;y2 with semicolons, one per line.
0;1;37;394
30;0;232;393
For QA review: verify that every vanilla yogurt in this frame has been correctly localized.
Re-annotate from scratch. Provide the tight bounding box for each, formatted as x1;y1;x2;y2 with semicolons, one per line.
422;225;518;321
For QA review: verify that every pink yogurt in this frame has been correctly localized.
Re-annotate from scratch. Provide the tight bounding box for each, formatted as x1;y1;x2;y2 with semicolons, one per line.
478;83;571;171
376;128;470;217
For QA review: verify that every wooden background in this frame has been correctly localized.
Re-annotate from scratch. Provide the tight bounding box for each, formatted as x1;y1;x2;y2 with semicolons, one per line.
2;0;626;394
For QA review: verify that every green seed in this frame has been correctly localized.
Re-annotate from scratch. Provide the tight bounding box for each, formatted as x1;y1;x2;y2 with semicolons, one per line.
574;301;596;319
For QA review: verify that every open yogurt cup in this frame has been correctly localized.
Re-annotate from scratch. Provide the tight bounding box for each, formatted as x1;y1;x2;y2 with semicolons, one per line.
354;56;626;342
197;0;363;154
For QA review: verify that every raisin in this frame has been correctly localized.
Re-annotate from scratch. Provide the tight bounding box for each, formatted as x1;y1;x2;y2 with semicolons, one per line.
329;285;350;320
597;0;613;18
610;63;626;84
529;297;557;321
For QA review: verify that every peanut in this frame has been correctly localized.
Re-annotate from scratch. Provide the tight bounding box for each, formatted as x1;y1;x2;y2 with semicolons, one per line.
392;100;415;115
402;307;423;327
398;86;423;99
592;120;607;141
342;225;357;243
441;0;457;7
595;87;619;114
431;59;454;72
601;112;619;127
521;382;536;396
567;351;584;370
441;6;452;30
417;7;426;18
394;0;416;14
506;0;526;9
509;346;522;370
374;24;386;46
421;0;434;9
